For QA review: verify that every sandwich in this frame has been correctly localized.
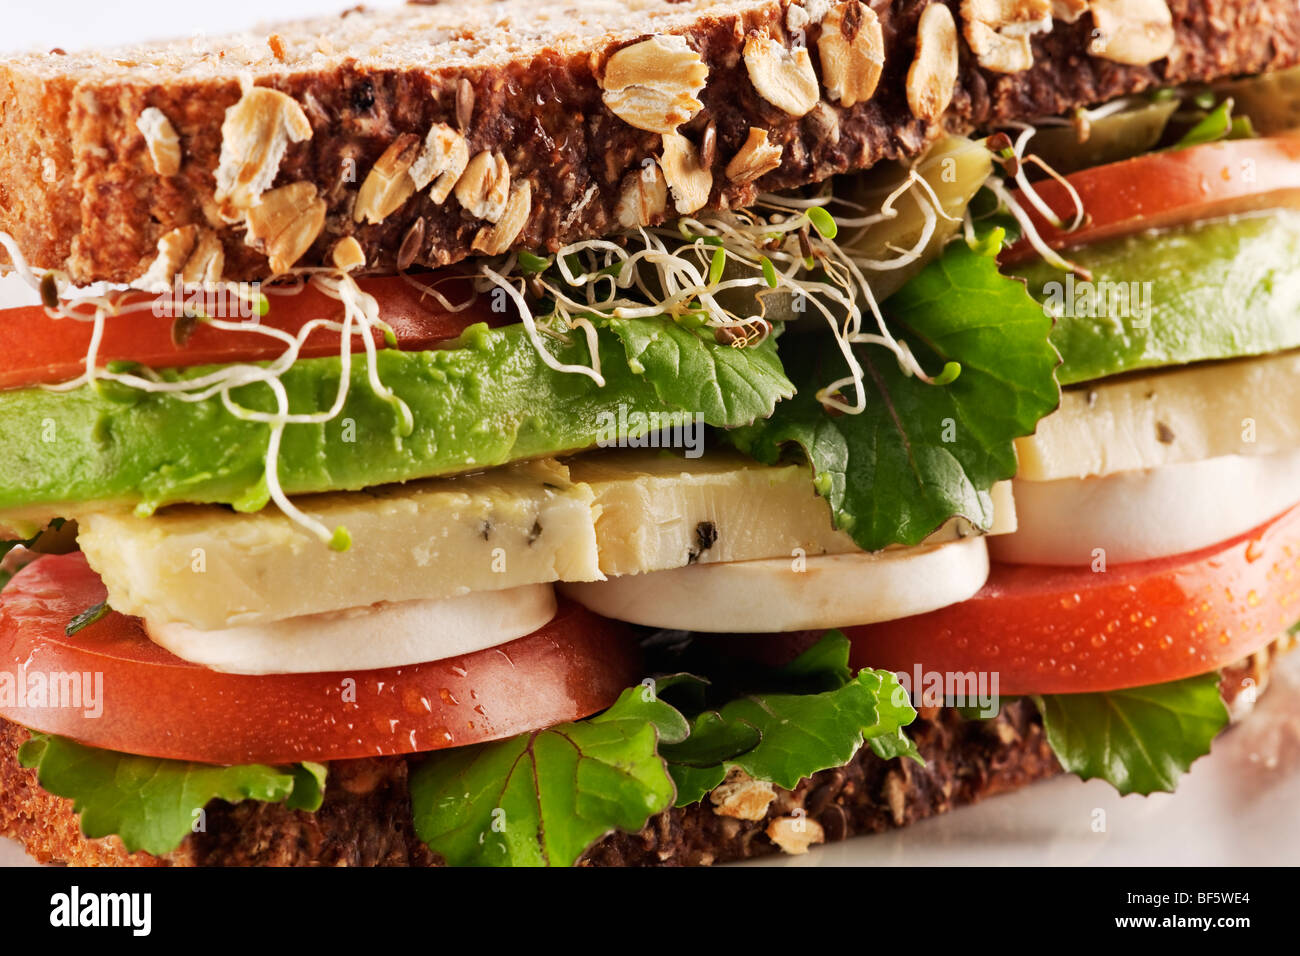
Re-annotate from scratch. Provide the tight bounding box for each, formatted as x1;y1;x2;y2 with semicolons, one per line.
1;0;1298;867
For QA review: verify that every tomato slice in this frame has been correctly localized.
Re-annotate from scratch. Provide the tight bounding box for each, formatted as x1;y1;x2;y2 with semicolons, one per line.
0;553;641;765
837;505;1300;694
707;506;1300;695
1000;136;1300;265
0;274;497;391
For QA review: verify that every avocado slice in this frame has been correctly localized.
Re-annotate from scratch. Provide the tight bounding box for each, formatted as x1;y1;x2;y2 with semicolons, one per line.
1011;210;1300;385
0;318;790;526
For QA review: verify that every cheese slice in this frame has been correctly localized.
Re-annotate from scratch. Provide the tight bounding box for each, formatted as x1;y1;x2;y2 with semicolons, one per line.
79;459;601;630
994;448;1300;565
147;584;557;675
560;537;990;632
571;449;1015;575
573;449;856;575
1016;350;1300;481
79;449;1016;631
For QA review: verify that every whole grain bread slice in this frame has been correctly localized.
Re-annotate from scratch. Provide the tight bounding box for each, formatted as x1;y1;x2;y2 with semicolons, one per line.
0;703;1058;867
0;645;1277;866
1;0;1298;286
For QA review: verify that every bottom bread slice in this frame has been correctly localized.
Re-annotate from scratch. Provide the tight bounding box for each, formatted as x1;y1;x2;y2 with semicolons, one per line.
0;649;1276;867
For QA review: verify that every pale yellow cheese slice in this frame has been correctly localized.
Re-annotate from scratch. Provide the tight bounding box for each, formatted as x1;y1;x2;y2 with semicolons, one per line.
571;449;1015;575
79;459;601;630
1016;350;1300;481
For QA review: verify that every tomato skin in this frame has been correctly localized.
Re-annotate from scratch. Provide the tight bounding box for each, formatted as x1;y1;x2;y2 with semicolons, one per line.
1001;137;1300;265
0;274;494;391
0;553;641;765
840;506;1300;694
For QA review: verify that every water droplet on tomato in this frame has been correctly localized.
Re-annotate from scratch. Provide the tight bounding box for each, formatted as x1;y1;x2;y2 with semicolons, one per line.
402;687;433;714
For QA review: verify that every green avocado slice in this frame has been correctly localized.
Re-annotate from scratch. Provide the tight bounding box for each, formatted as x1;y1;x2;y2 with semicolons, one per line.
1011;210;1300;386
0;317;791;524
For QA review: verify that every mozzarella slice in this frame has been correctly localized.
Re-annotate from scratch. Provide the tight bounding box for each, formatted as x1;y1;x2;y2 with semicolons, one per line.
145;584;557;675
992;449;1300;566
558;537;989;632
1016;349;1300;481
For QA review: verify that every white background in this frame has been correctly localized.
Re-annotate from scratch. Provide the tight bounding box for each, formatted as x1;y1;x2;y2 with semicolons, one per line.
3;0;1300;868
1;0;405;54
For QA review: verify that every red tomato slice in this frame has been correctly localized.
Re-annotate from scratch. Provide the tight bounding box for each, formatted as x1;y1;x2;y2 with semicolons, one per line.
839;505;1300;694
1000;136;1300;266
0;274;497;391
708;506;1300;695
0;553;641;765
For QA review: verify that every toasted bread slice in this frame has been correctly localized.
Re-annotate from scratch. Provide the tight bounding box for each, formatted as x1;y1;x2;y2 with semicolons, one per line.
1;0;1297;286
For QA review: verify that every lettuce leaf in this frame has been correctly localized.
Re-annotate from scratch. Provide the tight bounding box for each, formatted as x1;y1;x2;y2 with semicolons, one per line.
606;318;795;426
408;685;681;867
17;732;326;855
1034;673;1229;796
665;668;918;805
663;632;919;805
728;236;1060;551
409;632;920;864
0;519;65;592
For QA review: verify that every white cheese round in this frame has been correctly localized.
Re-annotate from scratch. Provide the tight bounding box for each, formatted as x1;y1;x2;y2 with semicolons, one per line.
558;537;989;632
145;584;557;674
991;448;1300;566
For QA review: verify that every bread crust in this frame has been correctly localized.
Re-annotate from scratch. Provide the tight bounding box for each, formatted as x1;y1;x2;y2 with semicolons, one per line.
1;0;1297;285
0;645;1271;866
